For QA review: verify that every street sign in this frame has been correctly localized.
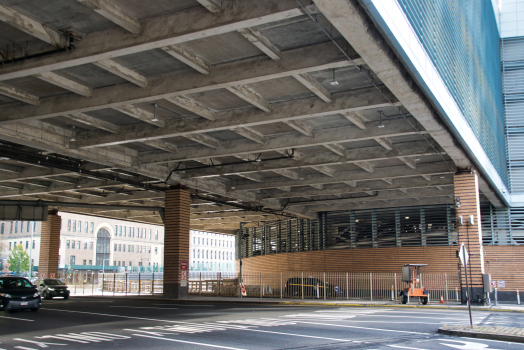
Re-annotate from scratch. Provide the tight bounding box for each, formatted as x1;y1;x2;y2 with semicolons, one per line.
180;262;188;270
459;243;469;267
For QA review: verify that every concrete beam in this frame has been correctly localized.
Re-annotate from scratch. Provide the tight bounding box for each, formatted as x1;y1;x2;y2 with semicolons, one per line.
0;163;23;173
232;161;453;191
232;127;265;144
293;73;331;102
0;41;356;125
323;143;346;156
93;59;148;87
68;112;120;133
77;0;141;34
375;137;393;150
142;140;178;153
398;156;416;169
237;173;265;182
238;27;281;60
72;87;393;150
113;105;165;127
165;96;216;120
161;45;211;75
185;133;220;149
140;118;424;165
36;72;92;97
308;196;453;213
354;161;374;173
284;120;313;137
311;166;335;177
179;141;437;179
196;0;222;13
0;5;69;47
0;84;39;105
259;176;453;199
226;85;271;112
342;111;367;129
273;169;301;180
0;1;317;82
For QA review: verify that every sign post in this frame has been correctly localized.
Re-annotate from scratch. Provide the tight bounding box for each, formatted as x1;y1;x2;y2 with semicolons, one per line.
180;261;188;287
459;243;473;327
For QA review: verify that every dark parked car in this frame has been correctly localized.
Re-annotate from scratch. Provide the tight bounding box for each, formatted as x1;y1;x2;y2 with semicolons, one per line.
0;276;41;312
284;277;342;298
35;279;70;300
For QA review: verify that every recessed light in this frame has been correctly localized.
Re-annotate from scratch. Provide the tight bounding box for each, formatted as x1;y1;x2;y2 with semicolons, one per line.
405;216;409;219
330;80;339;86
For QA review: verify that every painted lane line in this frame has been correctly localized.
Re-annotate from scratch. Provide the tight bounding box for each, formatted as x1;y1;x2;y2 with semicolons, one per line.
153;304;214;307
296;321;431;335
0;316;34;322
389;346;427;350
133;334;248;350
42;308;187;323
241;328;358;342
109;306;178;310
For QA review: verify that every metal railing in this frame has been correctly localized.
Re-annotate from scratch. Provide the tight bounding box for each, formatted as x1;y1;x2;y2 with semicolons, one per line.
57;270;459;301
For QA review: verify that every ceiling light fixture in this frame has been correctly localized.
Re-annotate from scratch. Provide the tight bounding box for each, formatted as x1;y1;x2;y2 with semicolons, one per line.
377;110;385;128
330;68;339;85
299;168;304;180
70;125;76;142
151;103;159;122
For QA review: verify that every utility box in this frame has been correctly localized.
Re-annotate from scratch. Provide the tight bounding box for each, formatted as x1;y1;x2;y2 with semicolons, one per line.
482;274;492;293
402;265;412;282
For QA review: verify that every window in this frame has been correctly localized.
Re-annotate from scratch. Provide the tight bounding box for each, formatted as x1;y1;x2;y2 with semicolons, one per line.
119;226;122;236
8;242;11;250
14;221;18;233
123;226;126;237
148;229;151;240
114;243;117;251
27;221;30;232
198;237;200;244
114;261;116;266
72;220;76;233
70;256;76;265
198;249;200;258
130;245;134;253
136;245;139;253
32;240;35;249
129;261;132;266
90;242;93;250
25;241;28;249
33;221;36;232
193;237;195;244
115;225;118;235
148;246;151;254
83;260;86;265
117;261;120;266
83;242;87;250
85;221;88;233
67;219;71;232
143;246;146;254
155;247;158;254
72;240;76;249
76;241;80;249
89;260;92;265
66;240;70;249
20;222;23;233
155;230;158;240
0;223;3;235
193;248;195;258
123;245;126;252
9;222;12;234
90;222;94;234
118;244;121;252
78;221;82;233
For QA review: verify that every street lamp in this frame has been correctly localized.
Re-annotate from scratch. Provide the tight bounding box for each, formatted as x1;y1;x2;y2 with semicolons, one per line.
102;259;110;273
28;221;34;279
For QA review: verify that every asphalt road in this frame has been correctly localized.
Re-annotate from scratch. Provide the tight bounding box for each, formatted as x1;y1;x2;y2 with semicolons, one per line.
1;297;524;350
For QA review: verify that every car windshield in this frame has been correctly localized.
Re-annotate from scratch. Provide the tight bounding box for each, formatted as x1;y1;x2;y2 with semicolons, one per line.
0;278;33;289
44;279;65;286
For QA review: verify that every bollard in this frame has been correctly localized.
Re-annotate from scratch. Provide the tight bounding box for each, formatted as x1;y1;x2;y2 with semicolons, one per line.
518;289;521;305
391;285;394;301
455;287;459;302
494;287;499;306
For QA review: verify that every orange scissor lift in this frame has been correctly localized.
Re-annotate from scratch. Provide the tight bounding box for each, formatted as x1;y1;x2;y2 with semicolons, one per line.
399;264;429;305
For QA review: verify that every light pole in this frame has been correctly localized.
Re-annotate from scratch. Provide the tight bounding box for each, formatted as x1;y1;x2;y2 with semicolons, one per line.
102;259;110;273
28;222;33;279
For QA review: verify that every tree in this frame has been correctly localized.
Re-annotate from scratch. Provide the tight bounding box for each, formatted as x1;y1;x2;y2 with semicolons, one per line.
8;244;30;276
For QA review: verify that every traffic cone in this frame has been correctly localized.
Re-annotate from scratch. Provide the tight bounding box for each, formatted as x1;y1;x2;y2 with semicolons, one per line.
440;295;444;304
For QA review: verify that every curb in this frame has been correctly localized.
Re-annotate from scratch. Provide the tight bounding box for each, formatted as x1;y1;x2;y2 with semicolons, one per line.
438;328;524;343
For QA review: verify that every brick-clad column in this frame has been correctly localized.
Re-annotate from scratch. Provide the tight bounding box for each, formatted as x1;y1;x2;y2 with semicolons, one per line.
38;210;61;279
454;170;485;304
163;188;190;298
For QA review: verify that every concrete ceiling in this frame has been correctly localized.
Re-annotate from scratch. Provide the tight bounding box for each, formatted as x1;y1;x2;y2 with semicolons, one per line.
0;0;500;235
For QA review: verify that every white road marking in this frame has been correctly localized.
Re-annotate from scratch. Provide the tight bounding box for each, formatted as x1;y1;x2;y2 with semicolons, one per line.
389;346;427;350
241;328;358;342
109;306;178;310
153;304;213;307
296;321;430;335
42;308;186;323
0;316;34;322
133;334;248;350
439;339;503;349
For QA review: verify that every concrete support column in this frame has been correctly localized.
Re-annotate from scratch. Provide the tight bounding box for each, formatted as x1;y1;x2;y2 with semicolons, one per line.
38;210;61;279
454;170;485;304
163;188;190;299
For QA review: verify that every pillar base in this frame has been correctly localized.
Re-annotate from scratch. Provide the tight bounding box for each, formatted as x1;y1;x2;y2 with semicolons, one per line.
461;287;485;305
163;283;188;299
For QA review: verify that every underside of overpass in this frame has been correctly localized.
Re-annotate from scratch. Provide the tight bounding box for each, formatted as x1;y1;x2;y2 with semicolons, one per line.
0;0;504;237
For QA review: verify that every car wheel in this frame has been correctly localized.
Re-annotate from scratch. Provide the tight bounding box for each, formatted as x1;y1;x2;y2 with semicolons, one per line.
31;308;39;312
43;291;50;300
421;297;428;305
401;295;408;304
63;296;69;300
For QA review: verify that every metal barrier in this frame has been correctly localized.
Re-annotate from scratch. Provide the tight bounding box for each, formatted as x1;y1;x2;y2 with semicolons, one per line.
61;271;459;301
